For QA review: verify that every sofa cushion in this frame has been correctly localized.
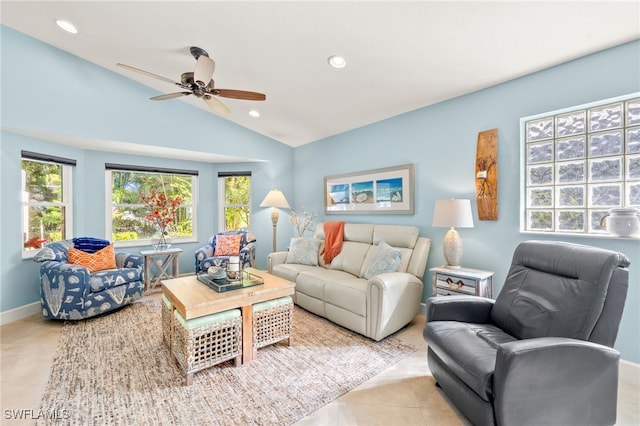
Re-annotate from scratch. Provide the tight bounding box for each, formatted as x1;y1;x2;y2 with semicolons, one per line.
425;321;517;401
296;268;355;300
362;240;402;279
324;277;368;316
329;241;371;276
271;263;317;283
286;237;321;266
372;225;419;248
88;267;143;292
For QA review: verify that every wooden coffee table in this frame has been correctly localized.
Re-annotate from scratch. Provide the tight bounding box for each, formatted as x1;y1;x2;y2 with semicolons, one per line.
161;268;295;365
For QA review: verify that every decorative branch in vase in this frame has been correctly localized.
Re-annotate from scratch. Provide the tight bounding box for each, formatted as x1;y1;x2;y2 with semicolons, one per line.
288;207;318;237
140;189;181;250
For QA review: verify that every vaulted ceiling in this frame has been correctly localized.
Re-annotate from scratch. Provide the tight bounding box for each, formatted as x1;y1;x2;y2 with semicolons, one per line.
2;1;639;147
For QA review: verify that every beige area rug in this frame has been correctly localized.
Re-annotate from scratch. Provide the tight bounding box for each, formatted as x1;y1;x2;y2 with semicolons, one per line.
38;297;416;425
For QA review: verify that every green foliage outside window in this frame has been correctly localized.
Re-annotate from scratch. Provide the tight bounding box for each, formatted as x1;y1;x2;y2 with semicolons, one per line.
223;176;250;230
110;171;194;241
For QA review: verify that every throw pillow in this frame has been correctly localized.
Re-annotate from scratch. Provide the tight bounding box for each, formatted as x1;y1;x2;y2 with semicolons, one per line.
72;237;110;253
363;240;402;279
214;234;243;256
285;238;322;266
68;244;117;273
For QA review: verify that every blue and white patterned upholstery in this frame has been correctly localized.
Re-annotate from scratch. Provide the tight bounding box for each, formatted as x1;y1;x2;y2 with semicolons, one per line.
33;238;145;320
194;231;256;273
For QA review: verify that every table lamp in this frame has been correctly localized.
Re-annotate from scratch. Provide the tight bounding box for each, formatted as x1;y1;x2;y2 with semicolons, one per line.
260;189;291;252
432;199;474;269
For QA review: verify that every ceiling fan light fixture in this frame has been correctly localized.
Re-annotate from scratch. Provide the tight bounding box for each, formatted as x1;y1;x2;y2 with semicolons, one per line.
249;110;261;118
328;55;346;69
55;19;78;34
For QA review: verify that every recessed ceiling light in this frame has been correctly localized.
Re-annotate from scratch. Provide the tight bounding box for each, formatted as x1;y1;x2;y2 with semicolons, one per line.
249;110;260;118
328;55;346;69
56;19;78;34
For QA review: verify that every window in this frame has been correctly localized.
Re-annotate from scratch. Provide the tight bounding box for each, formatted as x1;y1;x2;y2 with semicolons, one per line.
218;172;251;231
522;93;640;235
106;164;197;244
21;151;74;254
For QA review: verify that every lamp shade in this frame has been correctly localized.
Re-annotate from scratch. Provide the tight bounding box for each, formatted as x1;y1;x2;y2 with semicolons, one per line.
432;199;474;228
260;189;291;209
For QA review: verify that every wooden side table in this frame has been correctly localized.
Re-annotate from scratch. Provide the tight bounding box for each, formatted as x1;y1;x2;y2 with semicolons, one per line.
140;248;183;292
431;266;493;298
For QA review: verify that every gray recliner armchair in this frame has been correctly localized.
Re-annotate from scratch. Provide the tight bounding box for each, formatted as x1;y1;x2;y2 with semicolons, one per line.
423;240;630;426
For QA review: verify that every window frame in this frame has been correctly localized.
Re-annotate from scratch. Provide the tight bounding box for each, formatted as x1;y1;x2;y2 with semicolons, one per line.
520;92;640;239
21;153;74;258
105;166;198;248
218;172;252;232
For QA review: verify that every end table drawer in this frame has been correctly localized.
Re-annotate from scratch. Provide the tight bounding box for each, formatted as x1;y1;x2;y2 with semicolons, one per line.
436;274;477;295
436;287;468;297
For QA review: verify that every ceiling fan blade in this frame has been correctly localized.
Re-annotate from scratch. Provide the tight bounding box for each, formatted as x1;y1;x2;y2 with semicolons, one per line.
151;92;192;101
194;55;215;87
203;95;231;115
214;89;266;101
116;63;181;86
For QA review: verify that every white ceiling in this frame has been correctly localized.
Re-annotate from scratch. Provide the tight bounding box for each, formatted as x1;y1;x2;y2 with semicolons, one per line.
2;1;639;149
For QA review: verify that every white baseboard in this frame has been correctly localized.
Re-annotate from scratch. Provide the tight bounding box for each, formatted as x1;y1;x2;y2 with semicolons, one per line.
0;302;40;326
419;303;640;386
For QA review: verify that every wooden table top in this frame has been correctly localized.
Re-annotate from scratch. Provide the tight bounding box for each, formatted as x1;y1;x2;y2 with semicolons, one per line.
161;268;295;320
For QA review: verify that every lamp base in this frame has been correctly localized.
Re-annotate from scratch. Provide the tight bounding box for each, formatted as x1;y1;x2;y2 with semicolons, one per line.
442;227;463;269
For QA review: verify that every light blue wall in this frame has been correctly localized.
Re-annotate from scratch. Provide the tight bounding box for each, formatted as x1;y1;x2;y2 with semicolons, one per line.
1;26;639;363
293;40;640;363
1;26;294;312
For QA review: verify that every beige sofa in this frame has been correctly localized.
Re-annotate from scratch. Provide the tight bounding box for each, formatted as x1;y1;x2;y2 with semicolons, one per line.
267;223;431;341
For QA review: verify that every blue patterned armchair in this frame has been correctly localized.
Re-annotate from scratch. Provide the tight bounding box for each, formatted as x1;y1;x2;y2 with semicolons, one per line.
33;237;145;320
194;231;256;273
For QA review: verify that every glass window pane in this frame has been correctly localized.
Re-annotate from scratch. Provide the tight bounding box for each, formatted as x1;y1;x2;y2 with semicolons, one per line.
527;210;553;231
590;184;621;207
627;98;640;126
589;130;623;157
224;207;250;230
527;142;553;164
557;210;585;232
527;117;553;142
556;111;585;137
627;155;640;180
557;161;585;183
590;210;609;233
22;160;63;203
557;136;585;160
24;206;65;250
589;157;622;181
528;165;553;185
627;183;640;206
528;187;553;207
627;127;640;153
589;102;623;131
557;185;584;207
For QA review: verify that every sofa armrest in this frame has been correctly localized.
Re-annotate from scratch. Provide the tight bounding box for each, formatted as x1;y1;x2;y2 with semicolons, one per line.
494;337;620;426
267;251;289;273
240;242;256;267
115;252;144;270
366;272;424;340
426;295;494;323
194;244;214;270
40;260;91;296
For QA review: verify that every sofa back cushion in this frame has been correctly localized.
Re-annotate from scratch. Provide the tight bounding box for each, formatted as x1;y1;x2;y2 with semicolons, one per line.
490;240;630;343
329;241;371;276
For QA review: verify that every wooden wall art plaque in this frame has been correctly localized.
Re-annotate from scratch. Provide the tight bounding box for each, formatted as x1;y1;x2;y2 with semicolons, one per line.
475;129;498;220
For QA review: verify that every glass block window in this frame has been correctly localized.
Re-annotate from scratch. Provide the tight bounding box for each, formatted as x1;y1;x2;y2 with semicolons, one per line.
522;94;640;235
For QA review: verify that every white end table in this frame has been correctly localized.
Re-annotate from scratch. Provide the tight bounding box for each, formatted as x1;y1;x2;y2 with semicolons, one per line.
140;248;183;292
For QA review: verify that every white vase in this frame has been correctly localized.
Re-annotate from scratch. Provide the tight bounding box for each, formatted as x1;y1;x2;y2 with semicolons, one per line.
600;208;640;237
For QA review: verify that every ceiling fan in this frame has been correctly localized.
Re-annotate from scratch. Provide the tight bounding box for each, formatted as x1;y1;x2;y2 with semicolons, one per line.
116;46;266;115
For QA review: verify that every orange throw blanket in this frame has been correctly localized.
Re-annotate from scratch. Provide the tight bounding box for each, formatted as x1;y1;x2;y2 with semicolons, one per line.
323;221;345;264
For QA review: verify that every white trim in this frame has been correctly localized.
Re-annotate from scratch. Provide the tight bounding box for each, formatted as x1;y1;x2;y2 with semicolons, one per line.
619;359;640;387
0;302;40;325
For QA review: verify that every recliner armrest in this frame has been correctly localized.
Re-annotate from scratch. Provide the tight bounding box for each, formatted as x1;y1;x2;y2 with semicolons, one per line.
494;337;620;426
426;295;494;323
267;251;289;273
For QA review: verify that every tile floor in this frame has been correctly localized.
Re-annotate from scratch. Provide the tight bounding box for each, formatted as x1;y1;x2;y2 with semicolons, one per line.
1;298;639;425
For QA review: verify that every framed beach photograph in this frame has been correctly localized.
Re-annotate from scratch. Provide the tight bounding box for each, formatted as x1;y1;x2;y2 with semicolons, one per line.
324;163;415;214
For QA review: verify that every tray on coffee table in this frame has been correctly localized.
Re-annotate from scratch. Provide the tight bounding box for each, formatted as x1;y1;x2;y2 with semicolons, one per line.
197;270;264;293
